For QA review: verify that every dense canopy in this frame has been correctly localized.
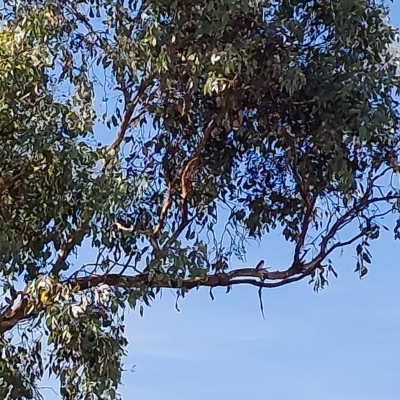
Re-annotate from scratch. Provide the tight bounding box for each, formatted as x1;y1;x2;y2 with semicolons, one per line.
0;0;399;398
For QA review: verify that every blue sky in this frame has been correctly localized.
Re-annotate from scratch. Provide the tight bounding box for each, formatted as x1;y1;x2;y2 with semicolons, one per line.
44;3;400;400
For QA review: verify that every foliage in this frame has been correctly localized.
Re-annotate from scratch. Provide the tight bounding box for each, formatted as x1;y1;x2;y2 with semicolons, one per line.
0;0;399;398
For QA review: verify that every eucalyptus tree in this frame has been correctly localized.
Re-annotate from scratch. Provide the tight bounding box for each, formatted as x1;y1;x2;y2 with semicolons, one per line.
0;0;399;398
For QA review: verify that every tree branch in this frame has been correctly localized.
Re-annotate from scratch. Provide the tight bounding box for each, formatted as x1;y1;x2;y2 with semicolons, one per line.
161;120;218;251
320;194;400;253
293;196;316;266
0;263;312;336
102;81;149;172
151;181;173;238
51;221;90;275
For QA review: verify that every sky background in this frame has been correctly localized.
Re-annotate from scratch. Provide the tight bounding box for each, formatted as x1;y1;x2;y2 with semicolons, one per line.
43;3;400;400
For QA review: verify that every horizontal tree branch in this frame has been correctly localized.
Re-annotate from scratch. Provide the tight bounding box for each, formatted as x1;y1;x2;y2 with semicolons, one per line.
2;191;398;336
4;192;396;336
0;264;313;336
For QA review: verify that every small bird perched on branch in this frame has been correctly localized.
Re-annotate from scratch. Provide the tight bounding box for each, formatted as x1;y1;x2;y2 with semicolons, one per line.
255;260;265;270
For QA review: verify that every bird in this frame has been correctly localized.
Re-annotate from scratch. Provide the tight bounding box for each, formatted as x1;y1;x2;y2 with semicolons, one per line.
255;260;265;270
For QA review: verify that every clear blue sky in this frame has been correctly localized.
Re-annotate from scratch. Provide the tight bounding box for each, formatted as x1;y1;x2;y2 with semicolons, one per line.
44;3;400;400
